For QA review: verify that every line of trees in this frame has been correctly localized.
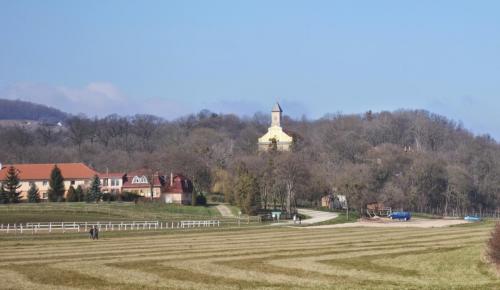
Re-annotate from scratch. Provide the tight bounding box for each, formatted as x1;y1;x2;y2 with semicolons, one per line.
2;109;500;215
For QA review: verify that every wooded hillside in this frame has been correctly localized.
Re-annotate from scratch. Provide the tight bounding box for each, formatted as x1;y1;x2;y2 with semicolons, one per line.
0;99;68;122
1;107;499;215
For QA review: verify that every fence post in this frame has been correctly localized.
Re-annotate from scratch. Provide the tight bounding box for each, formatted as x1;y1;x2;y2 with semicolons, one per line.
85;222;88;232
6;224;9;234
20;224;23;234
49;222;52;233
62;222;65;234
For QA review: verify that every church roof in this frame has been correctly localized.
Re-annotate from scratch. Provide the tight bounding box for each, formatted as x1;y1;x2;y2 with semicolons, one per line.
272;102;282;112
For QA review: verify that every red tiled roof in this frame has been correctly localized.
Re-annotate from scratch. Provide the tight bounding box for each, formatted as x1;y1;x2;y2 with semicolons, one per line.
98;172;125;178
0;163;97;181
164;174;193;193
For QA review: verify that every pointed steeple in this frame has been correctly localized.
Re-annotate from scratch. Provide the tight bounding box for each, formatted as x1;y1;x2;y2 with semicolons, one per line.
272;102;283;112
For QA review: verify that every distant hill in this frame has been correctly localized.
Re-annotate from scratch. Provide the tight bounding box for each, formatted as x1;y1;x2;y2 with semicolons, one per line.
0;99;68;122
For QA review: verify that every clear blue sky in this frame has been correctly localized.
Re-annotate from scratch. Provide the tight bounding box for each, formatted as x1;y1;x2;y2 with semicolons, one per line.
1;1;500;138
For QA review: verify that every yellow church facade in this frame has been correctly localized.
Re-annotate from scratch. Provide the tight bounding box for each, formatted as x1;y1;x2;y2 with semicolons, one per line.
258;103;293;151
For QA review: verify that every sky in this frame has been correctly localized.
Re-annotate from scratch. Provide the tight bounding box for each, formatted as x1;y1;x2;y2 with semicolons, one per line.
1;1;500;138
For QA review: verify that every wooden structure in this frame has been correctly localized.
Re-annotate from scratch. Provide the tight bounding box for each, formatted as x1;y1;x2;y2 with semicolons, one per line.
366;202;392;217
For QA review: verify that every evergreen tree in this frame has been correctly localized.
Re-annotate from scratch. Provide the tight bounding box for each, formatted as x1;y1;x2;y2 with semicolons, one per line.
87;175;102;203
27;183;40;203
48;165;65;202
66;185;78;202
3;165;21;203
0;186;7;204
233;163;261;214
75;185;84;202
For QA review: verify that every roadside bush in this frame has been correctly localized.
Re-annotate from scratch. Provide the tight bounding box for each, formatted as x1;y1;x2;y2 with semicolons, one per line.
487;223;500;265
207;192;224;203
195;194;207;206
102;192;118;202
120;191;140;202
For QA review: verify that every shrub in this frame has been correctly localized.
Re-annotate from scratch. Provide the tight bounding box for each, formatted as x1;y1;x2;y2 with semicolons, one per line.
195;194;207;206
488;223;500;265
102;192;118;202
66;186;78;202
120;191;140;202
207;192;225;203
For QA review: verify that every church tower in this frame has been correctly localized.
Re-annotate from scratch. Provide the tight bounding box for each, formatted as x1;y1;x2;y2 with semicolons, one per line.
271;102;282;127
258;102;293;151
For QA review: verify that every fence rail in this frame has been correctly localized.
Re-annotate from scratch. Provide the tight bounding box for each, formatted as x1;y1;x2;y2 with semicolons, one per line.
0;220;222;234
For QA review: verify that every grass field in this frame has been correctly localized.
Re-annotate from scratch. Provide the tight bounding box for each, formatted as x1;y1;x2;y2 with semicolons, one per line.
0;202;221;223
0;221;497;289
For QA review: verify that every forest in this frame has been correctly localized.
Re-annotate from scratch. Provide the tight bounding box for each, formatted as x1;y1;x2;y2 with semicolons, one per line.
1;106;500;216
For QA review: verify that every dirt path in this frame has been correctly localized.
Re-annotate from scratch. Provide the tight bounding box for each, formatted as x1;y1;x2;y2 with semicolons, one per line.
216;204;235;217
271;208;338;225
297;208;339;225
307;218;469;229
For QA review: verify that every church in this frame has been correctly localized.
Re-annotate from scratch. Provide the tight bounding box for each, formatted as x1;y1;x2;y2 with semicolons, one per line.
258;103;293;151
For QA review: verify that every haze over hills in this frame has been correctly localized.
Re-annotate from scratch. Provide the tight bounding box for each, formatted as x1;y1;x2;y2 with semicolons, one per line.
0;99;68;123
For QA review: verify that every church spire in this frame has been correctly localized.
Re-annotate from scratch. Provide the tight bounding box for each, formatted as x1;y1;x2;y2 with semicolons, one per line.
272;102;282;112
271;102;282;127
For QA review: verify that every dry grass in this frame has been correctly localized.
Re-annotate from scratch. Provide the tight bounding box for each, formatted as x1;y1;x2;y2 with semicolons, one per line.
0;222;498;289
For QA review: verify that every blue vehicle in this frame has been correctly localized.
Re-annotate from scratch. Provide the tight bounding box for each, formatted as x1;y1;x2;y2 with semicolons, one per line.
389;211;411;221
464;215;481;222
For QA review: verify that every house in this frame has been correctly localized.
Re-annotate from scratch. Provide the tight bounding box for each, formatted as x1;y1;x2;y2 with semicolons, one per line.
258;102;294;151
100;172;125;194
0;162;97;200
321;194;347;210
161;173;194;204
121;170;165;199
321;194;335;209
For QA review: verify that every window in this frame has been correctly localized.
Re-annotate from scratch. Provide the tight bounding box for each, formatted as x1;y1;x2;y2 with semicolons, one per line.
111;178;120;187
70;180;75;185
43;192;48;199
42;181;48;186
103;178;109;186
132;176;148;184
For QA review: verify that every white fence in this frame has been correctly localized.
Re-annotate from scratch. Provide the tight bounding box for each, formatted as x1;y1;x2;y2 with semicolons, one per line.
0;220;220;234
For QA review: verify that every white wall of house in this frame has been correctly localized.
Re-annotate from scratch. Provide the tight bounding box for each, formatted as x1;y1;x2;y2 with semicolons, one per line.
14;179;89;199
162;192;192;205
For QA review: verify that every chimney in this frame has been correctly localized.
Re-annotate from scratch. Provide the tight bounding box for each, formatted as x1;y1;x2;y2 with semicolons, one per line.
170;172;174;187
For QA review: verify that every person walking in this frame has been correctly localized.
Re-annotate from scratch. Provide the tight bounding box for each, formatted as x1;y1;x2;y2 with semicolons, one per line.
94;225;99;240
89;226;94;240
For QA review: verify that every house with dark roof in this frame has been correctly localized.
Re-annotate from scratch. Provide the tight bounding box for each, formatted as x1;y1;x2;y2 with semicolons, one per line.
0;163;97;200
161;173;194;204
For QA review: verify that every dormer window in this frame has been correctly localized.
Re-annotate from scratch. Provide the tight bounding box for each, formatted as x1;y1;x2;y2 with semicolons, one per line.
132;175;148;184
